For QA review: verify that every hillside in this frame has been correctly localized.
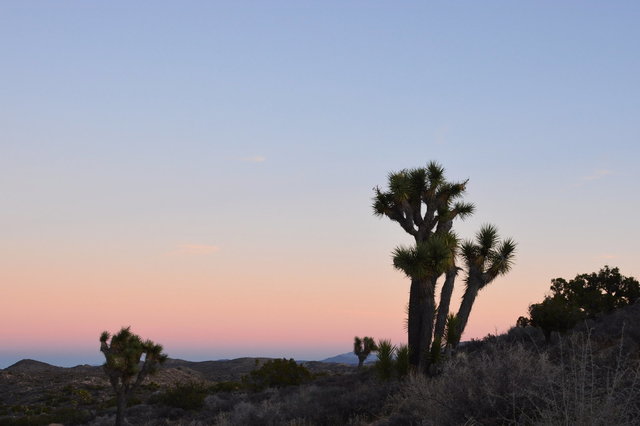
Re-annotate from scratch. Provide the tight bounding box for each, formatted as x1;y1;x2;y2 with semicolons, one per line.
1;304;639;425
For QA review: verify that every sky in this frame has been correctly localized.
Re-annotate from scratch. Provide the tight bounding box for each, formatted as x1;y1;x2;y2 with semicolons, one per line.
1;1;639;368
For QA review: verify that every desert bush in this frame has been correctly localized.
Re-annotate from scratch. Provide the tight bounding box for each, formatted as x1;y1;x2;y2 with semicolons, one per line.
160;381;209;410
0;406;92;426
384;330;640;425
202;370;395;425
385;341;556;424
204;392;242;413
532;332;640;425
242;358;312;391
210;381;243;393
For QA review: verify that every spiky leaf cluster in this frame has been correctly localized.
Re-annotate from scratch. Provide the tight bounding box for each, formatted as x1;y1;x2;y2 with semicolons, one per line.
100;326;167;389
443;313;461;347
375;339;396;381
373;161;474;239
460;224;516;288
393;232;459;280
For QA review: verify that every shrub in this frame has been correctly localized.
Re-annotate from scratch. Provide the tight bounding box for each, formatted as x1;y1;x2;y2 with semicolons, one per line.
384;330;640;425
210;381;243;393
160;381;209;410
242;358;312;391
385;341;559;424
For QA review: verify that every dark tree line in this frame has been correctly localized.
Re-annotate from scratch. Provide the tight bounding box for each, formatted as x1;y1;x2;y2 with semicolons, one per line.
518;266;640;342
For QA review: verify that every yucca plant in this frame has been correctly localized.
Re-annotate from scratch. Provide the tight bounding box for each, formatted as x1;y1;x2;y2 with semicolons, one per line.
395;344;410;379
443;313;462;348
375;339;396;381
428;336;444;366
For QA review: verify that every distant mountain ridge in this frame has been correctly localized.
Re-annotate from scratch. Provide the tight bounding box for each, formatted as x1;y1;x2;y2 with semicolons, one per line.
2;355;356;380
2;352;371;372
321;352;376;365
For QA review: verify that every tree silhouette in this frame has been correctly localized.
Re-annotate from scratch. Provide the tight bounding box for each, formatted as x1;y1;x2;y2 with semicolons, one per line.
353;336;378;368
373;162;474;372
528;295;581;343
549;265;640;317
524;266;639;343
392;233;458;368
100;327;167;426
456;225;516;343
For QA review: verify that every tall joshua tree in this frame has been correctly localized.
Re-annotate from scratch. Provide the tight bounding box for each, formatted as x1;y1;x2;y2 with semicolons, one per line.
392;233;458;370
100;327;167;426
353;336;378;368
373;162;473;371
455;225;517;344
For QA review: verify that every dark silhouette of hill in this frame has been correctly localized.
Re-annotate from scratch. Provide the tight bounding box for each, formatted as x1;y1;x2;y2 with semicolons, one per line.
5;359;61;373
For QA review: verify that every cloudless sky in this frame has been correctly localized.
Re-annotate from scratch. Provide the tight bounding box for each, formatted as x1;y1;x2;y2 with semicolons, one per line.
1;1;639;367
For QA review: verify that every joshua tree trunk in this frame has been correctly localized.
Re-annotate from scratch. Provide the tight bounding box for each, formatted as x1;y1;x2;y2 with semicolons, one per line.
433;266;458;341
419;291;436;374
408;277;437;372
407;277;423;368
456;281;480;345
115;390;127;426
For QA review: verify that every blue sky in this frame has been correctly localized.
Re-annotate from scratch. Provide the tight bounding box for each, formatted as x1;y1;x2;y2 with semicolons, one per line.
1;1;639;367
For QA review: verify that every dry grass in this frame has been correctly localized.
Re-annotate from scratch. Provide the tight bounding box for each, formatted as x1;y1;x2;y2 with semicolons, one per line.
382;329;640;426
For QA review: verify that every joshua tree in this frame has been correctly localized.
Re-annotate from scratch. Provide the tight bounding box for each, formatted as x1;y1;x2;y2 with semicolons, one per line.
456;225;516;343
392;232;458;370
100;327;167;426
373;162;473;371
353;336;378;368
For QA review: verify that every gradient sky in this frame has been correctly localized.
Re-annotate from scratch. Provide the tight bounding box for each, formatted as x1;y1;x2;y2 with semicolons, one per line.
1;1;639;368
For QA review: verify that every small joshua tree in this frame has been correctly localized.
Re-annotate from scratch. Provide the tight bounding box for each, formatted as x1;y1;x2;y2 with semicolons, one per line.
353;336;378;368
100;327;167;426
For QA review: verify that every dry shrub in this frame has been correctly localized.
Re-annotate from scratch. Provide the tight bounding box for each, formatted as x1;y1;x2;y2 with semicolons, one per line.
197;371;394;425
385;342;554;425
384;330;640;425
534;331;640;425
